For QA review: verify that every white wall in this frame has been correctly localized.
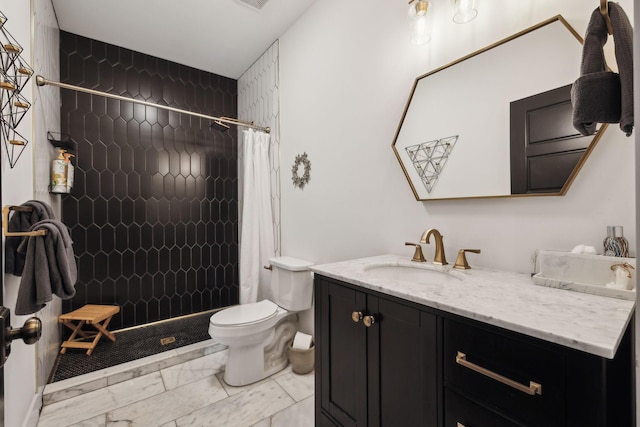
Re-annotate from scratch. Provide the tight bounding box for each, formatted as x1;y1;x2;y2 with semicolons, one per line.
279;0;635;275
31;0;61;417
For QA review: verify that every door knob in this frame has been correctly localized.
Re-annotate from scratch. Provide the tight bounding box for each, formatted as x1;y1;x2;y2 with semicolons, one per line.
352;311;363;322
0;307;42;367
363;315;376;327
8;317;42;345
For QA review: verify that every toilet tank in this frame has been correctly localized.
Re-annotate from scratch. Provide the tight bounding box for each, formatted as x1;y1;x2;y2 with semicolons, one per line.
269;256;314;311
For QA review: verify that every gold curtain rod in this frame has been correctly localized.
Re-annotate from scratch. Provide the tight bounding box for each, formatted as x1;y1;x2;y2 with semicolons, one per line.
35;75;270;134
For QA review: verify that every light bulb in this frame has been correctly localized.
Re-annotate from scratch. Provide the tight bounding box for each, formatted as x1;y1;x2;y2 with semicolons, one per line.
452;0;478;24
408;1;432;45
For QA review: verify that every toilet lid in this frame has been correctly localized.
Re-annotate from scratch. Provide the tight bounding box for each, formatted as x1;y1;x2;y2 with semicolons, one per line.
211;300;279;327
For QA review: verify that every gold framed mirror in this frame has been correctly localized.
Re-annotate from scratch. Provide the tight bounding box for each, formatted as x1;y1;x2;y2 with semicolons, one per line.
392;16;606;201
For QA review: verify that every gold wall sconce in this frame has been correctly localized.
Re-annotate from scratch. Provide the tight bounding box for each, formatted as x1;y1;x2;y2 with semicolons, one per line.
408;0;479;45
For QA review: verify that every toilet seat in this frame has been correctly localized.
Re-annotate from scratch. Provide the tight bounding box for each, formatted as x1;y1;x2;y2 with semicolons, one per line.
211;300;279;327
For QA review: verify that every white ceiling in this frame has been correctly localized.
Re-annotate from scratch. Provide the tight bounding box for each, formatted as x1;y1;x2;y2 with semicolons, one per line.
51;0;317;79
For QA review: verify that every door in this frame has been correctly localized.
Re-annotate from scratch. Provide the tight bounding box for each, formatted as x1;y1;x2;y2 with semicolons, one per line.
510;84;593;194
368;296;438;427
1;160;4;427
318;277;368;427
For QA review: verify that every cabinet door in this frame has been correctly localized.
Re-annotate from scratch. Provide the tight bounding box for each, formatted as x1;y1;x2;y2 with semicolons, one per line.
367;296;438;427
319;278;368;427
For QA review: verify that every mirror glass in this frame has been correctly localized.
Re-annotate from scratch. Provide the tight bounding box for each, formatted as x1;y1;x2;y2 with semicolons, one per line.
392;16;605;201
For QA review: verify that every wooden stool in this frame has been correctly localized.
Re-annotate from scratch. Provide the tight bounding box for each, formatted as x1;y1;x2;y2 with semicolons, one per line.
59;305;120;355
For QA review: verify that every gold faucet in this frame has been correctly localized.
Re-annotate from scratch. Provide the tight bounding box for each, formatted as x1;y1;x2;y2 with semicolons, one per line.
420;228;448;265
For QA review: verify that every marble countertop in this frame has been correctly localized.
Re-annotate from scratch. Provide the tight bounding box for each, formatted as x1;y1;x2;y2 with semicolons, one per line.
310;254;635;359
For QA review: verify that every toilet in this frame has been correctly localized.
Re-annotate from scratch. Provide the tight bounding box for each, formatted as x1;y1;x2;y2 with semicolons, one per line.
208;256;314;386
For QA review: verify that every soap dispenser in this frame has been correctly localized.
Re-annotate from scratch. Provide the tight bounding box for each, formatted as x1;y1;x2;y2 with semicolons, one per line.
63;152;75;191
51;148;72;193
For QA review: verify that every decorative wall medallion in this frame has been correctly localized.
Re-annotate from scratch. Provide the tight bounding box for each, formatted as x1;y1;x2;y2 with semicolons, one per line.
291;152;311;189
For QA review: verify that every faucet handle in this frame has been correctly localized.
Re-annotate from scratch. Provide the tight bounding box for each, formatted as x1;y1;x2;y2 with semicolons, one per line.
454;249;481;270
611;262;635;278
405;242;427;263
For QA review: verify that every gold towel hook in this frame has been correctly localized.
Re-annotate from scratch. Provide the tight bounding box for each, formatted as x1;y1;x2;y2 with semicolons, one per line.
600;0;613;35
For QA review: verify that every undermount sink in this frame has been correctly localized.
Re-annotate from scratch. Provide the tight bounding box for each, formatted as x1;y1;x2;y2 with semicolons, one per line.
362;263;463;285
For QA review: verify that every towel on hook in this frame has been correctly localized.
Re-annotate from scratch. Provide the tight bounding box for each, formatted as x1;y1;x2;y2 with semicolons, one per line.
571;2;634;137
5;200;55;276
15;219;77;315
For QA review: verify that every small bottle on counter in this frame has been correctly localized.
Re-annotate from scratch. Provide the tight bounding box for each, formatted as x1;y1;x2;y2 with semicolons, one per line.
603;225;629;257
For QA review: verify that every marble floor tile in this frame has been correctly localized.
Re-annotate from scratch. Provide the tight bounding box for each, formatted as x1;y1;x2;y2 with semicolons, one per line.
160;350;227;390
106;374;228;426
38;372;165;427
270;395;314;427
39;343;315;427
67;415;106;427
215;373;267;397
175;379;295;427
215;362;290;397
273;367;314;402
44;378;109;406
105;341;221;386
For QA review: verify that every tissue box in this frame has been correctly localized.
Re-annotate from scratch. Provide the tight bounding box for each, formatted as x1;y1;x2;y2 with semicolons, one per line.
532;250;636;300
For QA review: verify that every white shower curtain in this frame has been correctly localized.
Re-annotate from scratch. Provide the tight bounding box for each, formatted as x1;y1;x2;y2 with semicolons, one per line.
239;129;275;304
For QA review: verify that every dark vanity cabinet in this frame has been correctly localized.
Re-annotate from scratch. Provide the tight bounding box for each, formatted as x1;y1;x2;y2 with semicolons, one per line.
315;275;438;427
315;275;634;427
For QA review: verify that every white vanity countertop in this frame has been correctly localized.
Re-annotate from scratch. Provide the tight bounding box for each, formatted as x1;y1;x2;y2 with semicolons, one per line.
310;254;635;359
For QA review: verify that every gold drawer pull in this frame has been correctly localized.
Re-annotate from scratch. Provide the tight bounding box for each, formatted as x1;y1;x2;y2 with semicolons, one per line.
456;352;542;396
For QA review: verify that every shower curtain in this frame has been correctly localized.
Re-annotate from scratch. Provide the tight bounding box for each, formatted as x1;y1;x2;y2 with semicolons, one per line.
239;129;275;304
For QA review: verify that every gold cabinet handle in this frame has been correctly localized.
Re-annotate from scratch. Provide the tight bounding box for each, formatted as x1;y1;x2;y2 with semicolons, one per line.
352;311;363;323
455;352;542;396
363;315;376;327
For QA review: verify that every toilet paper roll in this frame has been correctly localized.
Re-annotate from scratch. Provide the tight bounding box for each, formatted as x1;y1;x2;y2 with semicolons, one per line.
292;331;313;350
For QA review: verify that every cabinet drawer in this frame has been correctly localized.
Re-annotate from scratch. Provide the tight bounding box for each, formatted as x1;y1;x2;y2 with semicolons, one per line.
444;319;565;426
444;389;522;427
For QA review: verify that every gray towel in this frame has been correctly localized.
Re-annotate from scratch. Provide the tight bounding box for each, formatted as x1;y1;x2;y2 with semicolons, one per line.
572;2;634;137
5;200;55;276
15;219;77;315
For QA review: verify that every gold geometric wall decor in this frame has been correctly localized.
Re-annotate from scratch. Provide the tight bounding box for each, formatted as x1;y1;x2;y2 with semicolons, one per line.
0;10;33;168
405;135;458;194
